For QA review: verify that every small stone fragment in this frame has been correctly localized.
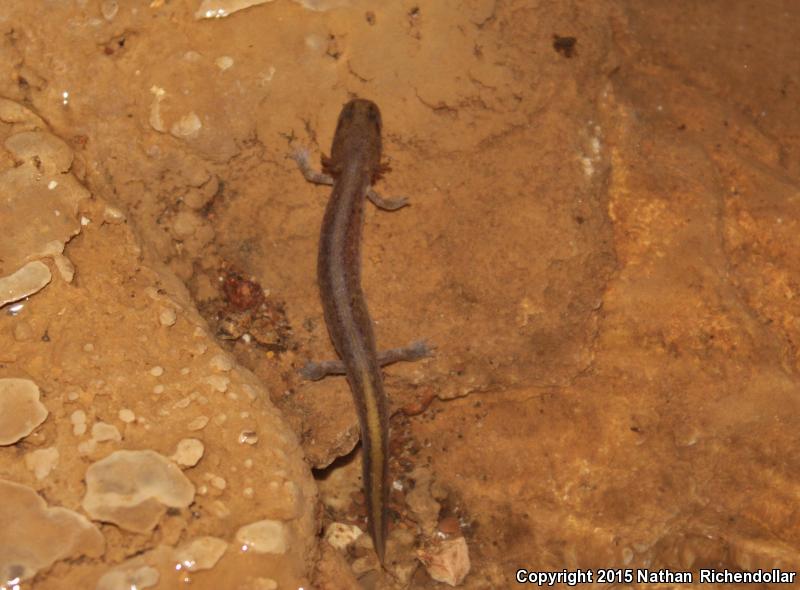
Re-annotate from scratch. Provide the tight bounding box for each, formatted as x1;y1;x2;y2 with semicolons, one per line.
159;307;177;326
149;366;164;377
195;0;272;20
118;409;135;423
0;261;52;307
102;204;126;224
0;378;49;445
0;479;104;584
187;416;209;431
96;565;159;590
149;86;166;132
171;438;204;467
235;519;288;555
238;430;258;445
324;522;363;551
174;536;228;572
70;409;87;436
53;253;75;283
82;449;195;533
92;422;122;442
24;447;59;480
418;537;471;586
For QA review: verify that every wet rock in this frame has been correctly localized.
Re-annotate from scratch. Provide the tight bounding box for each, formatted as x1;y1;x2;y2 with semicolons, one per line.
173;536;228;572
0;122;88;281
0;261;51;307
96;565;159;590
0;378;49;445
0;479;104;585
82;449;195;533
235;519;288;554
195;0;273;20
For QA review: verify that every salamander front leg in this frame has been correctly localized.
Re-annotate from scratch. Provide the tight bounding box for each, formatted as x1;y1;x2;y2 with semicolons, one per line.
292;148;334;186
300;340;434;381
367;188;408;211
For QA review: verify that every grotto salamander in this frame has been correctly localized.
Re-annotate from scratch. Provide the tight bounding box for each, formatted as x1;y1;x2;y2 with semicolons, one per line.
294;98;431;563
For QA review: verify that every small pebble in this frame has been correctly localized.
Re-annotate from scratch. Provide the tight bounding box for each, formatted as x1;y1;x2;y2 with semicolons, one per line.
419;537;471;586
118;409;136;423
102;204;126;223
325;523;363;550
92;422;121;442
153;384;165;395
71;410;87;436
239;431;258;445
187;416;209;431
150;366;164;377
172;438;204;467
159;308;177;326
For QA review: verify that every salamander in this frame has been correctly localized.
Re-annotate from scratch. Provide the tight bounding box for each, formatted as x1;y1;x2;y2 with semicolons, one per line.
294;98;431;563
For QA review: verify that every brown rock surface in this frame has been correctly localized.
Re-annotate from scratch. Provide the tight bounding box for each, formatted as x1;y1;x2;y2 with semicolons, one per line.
0;0;798;588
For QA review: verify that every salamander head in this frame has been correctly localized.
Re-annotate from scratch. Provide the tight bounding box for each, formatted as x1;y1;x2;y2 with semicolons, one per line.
329;98;382;174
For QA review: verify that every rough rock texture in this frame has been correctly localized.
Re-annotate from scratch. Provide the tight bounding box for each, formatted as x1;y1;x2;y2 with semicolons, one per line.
0;105;315;587
0;0;799;588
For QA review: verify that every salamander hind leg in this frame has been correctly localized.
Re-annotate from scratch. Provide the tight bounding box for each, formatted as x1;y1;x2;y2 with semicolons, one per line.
300;340;434;381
